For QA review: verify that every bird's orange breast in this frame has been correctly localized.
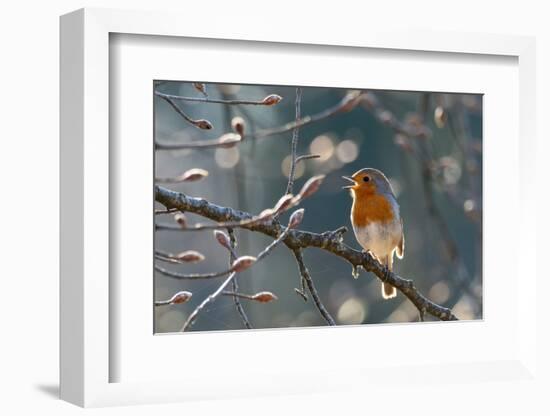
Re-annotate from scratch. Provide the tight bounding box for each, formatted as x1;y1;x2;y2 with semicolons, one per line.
351;192;396;228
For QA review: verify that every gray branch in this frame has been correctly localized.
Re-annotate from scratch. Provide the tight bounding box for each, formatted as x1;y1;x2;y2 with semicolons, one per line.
156;185;458;322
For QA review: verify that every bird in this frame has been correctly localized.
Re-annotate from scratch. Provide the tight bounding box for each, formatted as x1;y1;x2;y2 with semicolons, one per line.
343;168;404;299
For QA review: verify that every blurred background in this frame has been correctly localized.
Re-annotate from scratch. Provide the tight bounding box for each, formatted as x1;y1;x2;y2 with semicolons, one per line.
154;82;482;333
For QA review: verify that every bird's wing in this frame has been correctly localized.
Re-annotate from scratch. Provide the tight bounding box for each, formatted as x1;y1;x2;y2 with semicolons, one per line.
396;218;405;259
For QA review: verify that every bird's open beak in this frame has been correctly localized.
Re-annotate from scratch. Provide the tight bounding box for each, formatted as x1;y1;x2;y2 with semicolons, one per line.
342;176;356;190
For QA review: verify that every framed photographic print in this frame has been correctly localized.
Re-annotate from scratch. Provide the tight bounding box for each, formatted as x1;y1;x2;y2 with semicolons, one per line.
60;7;538;408
152;81;480;334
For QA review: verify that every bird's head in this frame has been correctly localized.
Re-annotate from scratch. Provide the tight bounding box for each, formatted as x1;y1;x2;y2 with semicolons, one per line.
342;168;394;198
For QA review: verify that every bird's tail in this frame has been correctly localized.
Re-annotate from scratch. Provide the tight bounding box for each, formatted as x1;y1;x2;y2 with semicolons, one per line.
381;255;397;299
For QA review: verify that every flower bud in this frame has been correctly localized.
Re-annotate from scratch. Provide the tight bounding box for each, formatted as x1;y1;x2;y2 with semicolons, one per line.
288;208;305;229
258;208;275;220
273;194;295;213
178;168;209;182
231;116;246;136
174;213;187;228
298;175;325;199
214;230;232;250
262;94;283;106
175;250;205;263
169;291;193;304
218;133;242;148
378;110;394;125
194;119;213;130
252;291;278;303
231;256;257;272
394;134;412;152
339;91;362;112
434;106;447;128
193;82;207;96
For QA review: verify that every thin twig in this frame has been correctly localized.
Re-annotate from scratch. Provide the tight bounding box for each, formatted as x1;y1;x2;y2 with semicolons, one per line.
417;93;459;261
295;154;320;163
181;272;237;331
155;91;280;106
154;253;182;265
284;87;302;195
227;228;252;329
292;249;335;325
155;92;363;150
251;91;362;140
178;221;294;331
155;134;240;150
155;264;231;280
156;93;213;130
155;208;179;215
220;291;258;301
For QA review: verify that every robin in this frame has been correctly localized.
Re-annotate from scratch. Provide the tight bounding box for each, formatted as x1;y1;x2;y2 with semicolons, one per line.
343;168;404;299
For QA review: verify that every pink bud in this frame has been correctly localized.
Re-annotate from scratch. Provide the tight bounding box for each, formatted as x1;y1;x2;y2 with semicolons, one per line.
169;291;193;304
298;175;325;199
231;116;246;136
379;110;394;125
195;119;213;130
434;106;446;128
214;230;232;250
218;133;242;148
174;213;187;228
288;208;305;229
258;208;275;220
273;194;295;213
175;250;205;263
178;168;208;182
193;83;207;96
262;94;283;106
252;291;278;303
231;256;257;272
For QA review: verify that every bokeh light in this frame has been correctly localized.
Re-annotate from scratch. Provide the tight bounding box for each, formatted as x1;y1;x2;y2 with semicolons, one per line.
336;139;359;163
452;295;476;320
215;147;240;168
337;297;367;324
429;281;451;304
310;134;335;162
217;84;241;95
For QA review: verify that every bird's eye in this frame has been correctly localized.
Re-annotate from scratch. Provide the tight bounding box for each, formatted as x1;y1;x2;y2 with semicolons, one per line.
363;176;370;182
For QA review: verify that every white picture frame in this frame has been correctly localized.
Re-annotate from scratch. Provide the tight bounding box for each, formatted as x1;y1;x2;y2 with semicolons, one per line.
60;7;538;408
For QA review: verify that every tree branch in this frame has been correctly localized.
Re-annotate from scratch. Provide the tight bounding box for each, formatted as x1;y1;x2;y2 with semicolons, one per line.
155;91;282;106
227;228;253;329
156;93;213;130
177;211;299;331
156;185;458;321
292;248;335;325
154;91;363;151
180;272;238;331
284;87;302;195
